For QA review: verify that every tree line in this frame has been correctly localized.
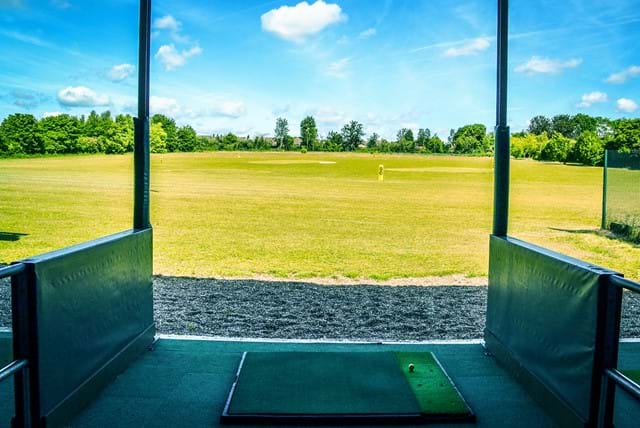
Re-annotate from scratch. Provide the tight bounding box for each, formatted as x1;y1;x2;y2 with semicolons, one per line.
1;111;638;166
0;111;199;156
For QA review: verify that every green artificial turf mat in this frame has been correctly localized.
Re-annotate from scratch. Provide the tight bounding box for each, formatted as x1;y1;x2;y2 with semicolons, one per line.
395;352;470;415
621;369;640;384
225;351;473;422
227;351;421;415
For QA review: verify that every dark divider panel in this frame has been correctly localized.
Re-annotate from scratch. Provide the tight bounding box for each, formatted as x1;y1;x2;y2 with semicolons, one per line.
21;229;154;427
485;236;618;428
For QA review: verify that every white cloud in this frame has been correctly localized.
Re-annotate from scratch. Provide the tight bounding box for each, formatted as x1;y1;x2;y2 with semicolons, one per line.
261;0;346;42
577;91;608;108
154;15;181;32
9;90;47;109
57;86;110;107
606;65;640;84
272;104;290;115
515;56;582;74
444;37;490;57
325;57;350;78
0;29;51;47
150;96;182;116
358;28;376;39
153;14;191;43
151;96;246;119
155;44;202;71
42;111;63;118
152;15;199;68
311;107;348;126
107;63;135;82
617;98;638;113
208;101;246;118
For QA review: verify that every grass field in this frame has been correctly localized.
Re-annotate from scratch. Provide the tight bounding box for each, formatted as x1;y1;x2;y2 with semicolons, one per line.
1;152;638;281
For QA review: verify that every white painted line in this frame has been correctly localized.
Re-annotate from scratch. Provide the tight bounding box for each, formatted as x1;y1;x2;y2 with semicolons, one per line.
156;333;484;345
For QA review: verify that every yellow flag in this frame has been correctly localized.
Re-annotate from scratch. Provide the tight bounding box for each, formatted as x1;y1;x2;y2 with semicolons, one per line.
378;164;384;182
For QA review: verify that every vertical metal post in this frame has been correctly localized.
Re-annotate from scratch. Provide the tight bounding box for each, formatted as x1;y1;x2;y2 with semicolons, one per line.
601;150;608;229
595;276;622;427
493;0;510;236
11;269;35;428
134;0;152;230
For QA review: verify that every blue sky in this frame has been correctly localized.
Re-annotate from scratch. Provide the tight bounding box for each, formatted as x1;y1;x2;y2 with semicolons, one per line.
1;0;639;139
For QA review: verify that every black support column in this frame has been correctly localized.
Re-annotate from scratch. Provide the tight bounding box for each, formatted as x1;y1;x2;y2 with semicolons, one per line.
493;0;510;236
134;0;151;230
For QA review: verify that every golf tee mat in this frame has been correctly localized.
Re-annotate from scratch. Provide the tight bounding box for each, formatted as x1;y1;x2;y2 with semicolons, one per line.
221;351;475;424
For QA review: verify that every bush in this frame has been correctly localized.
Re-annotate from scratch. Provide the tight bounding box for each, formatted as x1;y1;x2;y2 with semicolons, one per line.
103;137;127;154
540;132;575;163
511;133;548;159
573;131;604;166
77;136;102;153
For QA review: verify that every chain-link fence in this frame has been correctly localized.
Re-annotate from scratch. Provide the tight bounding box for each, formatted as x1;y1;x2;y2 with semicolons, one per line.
602;150;640;241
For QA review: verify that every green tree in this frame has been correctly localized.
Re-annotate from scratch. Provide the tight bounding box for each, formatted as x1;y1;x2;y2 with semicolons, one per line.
77;136;102;153
300;116;318;150
253;135;271;150
84;111;115;140
274;117;289;150
426;135;445;153
0;113;42;154
551;114;574;138
571;113;597;137
340;120;364;151
396;128;414;142
222;133;240;150
527;115;552;135
83;111;102;137
451;124;487;154
573;131;604;165
610;118;640;152
540;132;575;163
177;125;197;152
511;133;548;159
416;128;431;148
151;114;178;152
367;133;379;149
38;114;82;154
111;114;134;153
150;122;167;153
325;130;343;151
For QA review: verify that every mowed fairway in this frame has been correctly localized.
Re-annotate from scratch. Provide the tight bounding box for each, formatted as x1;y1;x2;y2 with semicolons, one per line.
1;152;638;280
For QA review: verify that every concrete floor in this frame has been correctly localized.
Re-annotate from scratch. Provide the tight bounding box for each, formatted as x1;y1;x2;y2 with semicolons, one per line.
1;338;639;427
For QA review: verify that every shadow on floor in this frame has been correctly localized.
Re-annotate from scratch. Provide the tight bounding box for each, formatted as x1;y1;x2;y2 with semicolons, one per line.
0;232;28;242
549;227;640;248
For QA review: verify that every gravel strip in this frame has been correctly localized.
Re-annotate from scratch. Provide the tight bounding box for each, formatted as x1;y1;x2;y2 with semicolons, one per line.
2;275;640;340
153;276;488;340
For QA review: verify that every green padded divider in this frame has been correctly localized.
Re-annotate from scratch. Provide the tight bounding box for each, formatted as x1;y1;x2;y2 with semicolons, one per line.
20;229;155;427
396;352;471;415
0;331;11;368
485;235;619;427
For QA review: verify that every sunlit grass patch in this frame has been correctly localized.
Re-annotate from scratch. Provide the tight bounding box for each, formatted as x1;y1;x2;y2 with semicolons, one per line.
1;152;638;281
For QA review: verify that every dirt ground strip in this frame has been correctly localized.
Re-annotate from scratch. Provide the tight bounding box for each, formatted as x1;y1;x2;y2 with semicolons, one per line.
1;275;639;340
